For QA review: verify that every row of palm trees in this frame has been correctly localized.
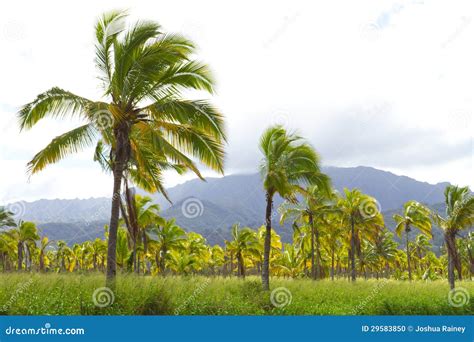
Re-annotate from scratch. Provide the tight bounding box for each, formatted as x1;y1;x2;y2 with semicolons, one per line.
1;181;472;288
9;11;473;291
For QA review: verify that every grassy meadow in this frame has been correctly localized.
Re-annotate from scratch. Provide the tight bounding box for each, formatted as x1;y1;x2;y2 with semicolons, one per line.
0;273;472;316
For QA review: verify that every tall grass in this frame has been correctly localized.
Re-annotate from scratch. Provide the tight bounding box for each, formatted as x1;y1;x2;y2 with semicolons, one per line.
0;273;472;315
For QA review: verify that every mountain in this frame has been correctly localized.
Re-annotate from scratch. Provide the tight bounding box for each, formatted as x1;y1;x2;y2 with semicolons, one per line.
5;166;451;246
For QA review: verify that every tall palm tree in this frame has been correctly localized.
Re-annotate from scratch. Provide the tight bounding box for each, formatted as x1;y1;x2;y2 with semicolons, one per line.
337;188;384;281
18;11;226;282
259;125;329;290
434;185;474;289
225;224;259;278
393;201;431;281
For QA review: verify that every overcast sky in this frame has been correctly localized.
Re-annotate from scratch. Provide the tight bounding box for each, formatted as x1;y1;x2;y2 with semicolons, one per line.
0;0;472;203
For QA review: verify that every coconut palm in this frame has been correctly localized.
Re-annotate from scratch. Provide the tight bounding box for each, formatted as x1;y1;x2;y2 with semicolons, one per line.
38;236;52;272
18;11;226;282
147;219;186;274
225;224;259;278
280;185;334;280
434;185;474;289
0;208;16;228
337;188;384;281
6;221;39;271
259;125;329;289
393;201;432;281
121;193;163;273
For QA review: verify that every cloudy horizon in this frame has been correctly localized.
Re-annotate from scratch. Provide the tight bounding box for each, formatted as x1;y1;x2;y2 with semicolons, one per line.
0;0;472;204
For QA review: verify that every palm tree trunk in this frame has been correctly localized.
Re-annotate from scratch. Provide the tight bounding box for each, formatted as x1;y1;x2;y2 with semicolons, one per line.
106;123;131;284
309;213;315;280
106;168;123;283
350;216;356;281
262;191;273;290
406;229;412;281
315;224;321;280
445;230;459;289
17;242;23;271
331;249;335;281
160;246;167;275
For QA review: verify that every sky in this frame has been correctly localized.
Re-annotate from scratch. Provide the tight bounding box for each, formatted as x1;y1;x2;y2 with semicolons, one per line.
0;0;472;204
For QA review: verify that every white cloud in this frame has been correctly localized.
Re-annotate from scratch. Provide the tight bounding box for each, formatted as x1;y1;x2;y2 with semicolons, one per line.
0;0;472;202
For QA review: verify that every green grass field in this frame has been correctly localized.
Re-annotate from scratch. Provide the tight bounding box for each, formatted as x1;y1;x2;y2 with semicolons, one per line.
0;274;472;315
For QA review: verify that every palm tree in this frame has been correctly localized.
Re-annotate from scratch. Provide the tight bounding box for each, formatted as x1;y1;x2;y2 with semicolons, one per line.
7;221;39;271
337;188;384;281
38;236;52;272
18;11;226;283
280;185;333;280
393;201;432;281
434;185;474;289
225;224;259;278
147;219;186;274
259;125;329;290
121;193;162;273
0;208;16;228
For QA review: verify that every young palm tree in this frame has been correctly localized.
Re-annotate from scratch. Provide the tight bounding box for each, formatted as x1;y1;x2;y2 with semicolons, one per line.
434;185;474;289
0;208;16;228
280;185;334;280
38;236;52;272
121;193;162;273
6;221;39;271
259;125;329;290
337;188;384;281
225;224;259;278
147;219;186;274
18;11;226;282
393;201;432;281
